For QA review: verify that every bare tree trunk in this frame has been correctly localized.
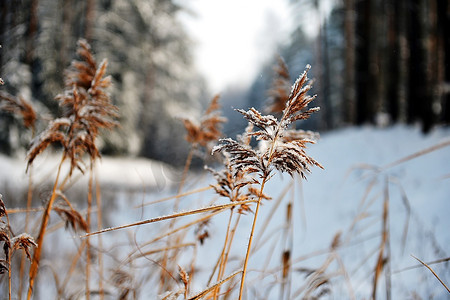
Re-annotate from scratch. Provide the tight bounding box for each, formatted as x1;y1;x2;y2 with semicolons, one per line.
437;0;450;124
385;0;399;122
25;0;38;65
0;1;13;155
0;2;8;70
85;0;95;42
314;5;328;131
429;0;440;123
355;0;374;124
407;0;434;132
60;0;74;70
343;0;356;124
321;18;333;129
374;0;387;120
397;0;409;122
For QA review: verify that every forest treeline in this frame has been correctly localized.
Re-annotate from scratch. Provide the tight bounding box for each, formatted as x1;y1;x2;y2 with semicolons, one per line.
247;0;449;134
0;0;206;165
1;0;449;165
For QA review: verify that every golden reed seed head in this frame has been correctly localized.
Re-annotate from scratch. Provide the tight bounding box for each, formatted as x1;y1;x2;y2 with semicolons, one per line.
27;39;118;175
182;94;227;149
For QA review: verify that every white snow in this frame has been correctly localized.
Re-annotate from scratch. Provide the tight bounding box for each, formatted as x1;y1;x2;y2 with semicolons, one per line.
0;152;179;196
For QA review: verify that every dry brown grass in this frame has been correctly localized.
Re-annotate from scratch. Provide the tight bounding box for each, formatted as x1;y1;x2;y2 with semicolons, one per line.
1;39;448;299
211;64;321;299
73;63;321;299
155;95;227;293
23;39;118;300
0;195;37;300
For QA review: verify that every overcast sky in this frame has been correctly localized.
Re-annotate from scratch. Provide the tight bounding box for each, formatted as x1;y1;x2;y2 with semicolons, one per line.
179;0;294;92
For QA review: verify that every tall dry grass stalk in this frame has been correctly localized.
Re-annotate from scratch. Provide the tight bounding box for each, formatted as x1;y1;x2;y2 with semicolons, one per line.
0;80;39;300
410;255;450;293
178;94;227;208
372;177;390;299
94;168;105;299
157;95;226;291
212;64;322;298
26;39;117;299
205;123;263;298
83;199;257;237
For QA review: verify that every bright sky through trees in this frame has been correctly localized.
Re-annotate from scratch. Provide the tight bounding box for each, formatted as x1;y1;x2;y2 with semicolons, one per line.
179;0;293;92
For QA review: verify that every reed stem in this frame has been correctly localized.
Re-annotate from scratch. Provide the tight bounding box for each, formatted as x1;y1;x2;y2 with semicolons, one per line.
27;155;65;300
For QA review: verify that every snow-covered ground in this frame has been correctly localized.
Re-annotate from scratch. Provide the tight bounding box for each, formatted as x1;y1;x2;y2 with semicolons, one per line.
1;125;449;299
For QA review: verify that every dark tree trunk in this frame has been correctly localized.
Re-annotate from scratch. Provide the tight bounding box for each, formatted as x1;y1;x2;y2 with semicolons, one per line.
373;0;385;119
355;0;375;124
60;0;74;70
343;0;356;124
437;0;450;124
407;0;434;132
385;0;400;122
0;1;12;155
85;0;95;42
27;0;42;103
25;0;38;65
312;1;332;131
396;0;409;122
0;3;7;71
321;19;333;128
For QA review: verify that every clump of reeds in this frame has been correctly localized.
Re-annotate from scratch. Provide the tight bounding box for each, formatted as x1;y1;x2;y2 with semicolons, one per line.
26;39;117;299
156;95;227;292
0;44;40;300
211;64;322;298
82;64;322;299
0;194;37;300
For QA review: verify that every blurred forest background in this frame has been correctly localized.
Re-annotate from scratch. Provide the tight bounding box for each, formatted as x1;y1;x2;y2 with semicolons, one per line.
0;0;449;166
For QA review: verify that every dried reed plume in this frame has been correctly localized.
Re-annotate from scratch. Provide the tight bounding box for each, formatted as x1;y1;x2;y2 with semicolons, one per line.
53;200;88;233
27;40;118;174
212;64;322;299
110;267;138;299
0;92;37;132
207;125;268;215
27;39;117;299
182;94;227;150
212;65;322;179
265;56;291;115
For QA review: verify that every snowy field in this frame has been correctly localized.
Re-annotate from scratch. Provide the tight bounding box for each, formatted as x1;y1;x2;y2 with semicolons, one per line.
1;125;449;299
